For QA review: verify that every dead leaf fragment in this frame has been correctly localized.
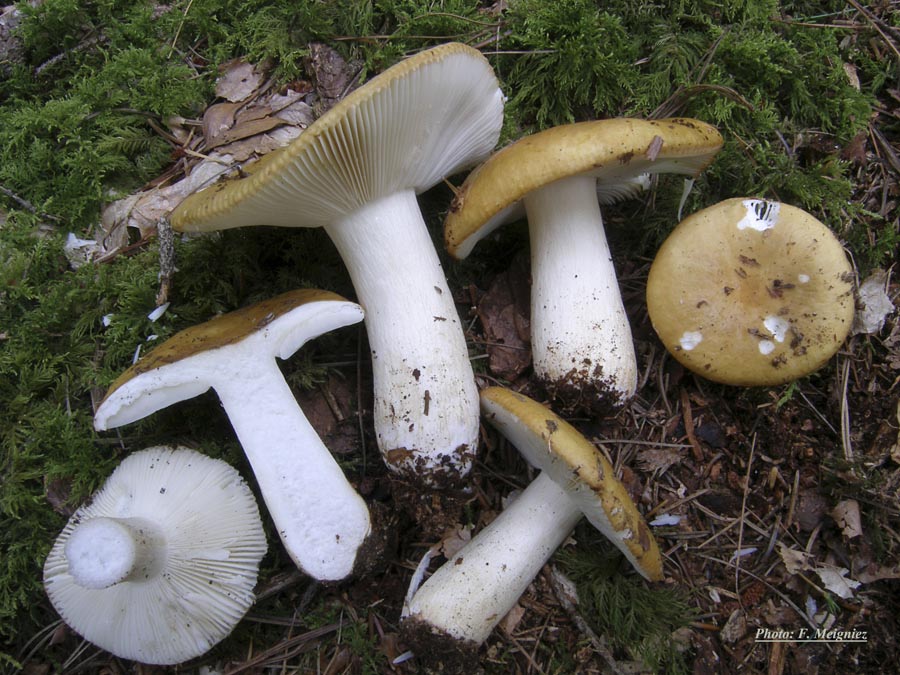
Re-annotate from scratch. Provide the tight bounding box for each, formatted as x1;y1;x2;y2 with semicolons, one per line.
215;59;266;102
856;562;900;583
306;42;358;109
439;524;472;559
814;565;860;599
498;603;527;636
778;543;813;575
851;269;895;335
720;609;747;644
830;499;863;539
476;253;532;380
637;447;683;475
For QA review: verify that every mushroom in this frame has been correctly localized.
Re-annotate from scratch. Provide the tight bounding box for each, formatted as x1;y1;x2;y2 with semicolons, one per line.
646;198;855;385
170;43;505;485
444;118;723;411
94;289;371;581
43;446;266;665
401;386;662;665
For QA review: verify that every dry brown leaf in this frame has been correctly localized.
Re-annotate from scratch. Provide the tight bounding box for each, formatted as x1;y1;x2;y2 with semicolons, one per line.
439;524;472;559
856;562;900;583
307;42;357;106
778;543;813;575
476;253;532;380
636;447;683;474
851;269;895;335
831;499;863;539
497;604;527;636
215;58;266;102
201;100;244;147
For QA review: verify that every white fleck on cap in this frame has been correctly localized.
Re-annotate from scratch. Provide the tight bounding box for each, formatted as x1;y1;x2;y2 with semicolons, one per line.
43;447;267;665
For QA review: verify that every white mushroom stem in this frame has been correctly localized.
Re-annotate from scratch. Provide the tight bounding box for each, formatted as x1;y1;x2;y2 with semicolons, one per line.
210;357;370;581
65;517;166;590
93;301;372;582
402;472;581;645
325;189;479;483
524;174;637;405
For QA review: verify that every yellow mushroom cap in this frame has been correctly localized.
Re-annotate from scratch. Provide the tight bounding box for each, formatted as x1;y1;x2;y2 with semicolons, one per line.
480;386;663;581
445;117;723;259
96;289;363;429
646;198;855;386
171;42;503;232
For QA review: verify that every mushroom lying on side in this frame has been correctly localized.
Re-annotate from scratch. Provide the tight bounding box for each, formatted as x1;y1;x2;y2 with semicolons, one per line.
646;198;855;385
401;387;662;669
44;446;266;665
445;118;723;411
94;289;371;582
171;43;505;486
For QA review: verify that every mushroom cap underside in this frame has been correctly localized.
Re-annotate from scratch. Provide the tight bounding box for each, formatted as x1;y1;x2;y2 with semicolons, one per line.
95;289;363;429
445;117;723;259
171;42;504;232
646;198;855;386
43;446;266;665
479;386;663;581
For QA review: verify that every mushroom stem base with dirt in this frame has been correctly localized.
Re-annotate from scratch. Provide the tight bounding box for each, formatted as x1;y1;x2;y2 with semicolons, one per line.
402;471;581;651
525;174;637;409
325;189;479;485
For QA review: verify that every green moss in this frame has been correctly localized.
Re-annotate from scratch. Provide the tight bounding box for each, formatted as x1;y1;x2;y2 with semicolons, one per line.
557;528;696;674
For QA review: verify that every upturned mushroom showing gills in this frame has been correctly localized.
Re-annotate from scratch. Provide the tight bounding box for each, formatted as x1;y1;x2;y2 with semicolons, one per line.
170;43;505;485
94;290;371;582
401;387;662;666
445;118;723;411
646;198;855;385
43;446;266;665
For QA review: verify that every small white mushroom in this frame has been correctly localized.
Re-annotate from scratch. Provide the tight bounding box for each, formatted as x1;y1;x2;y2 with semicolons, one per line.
401;387;662;666
94;289;371;581
171;43;505;485
43;446;266;665
445;118;723;411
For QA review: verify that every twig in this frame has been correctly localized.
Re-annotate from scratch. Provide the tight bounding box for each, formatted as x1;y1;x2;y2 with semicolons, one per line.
547;566;627;675
735;434;757;593
840;358;854;462
156;217;176;306
0;184;38;213
846;0;900;61
680;389;704;461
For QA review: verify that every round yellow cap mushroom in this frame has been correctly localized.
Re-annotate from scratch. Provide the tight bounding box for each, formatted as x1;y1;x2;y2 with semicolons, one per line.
646;198;855;385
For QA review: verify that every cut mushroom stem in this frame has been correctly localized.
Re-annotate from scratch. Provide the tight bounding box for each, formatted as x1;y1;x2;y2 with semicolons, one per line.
526;174;636;406
94;290;372;582
65;517;166;590
403;471;580;648
325;190;477;479
401;387;663;667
